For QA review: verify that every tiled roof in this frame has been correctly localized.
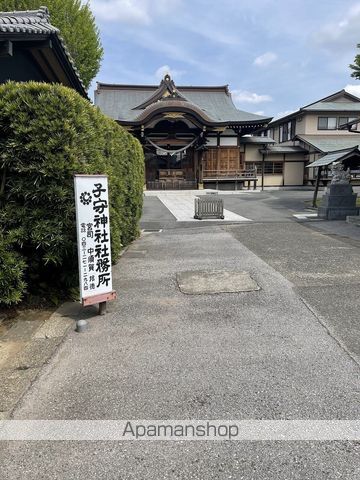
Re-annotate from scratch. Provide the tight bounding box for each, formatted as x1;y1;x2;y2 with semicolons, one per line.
306;147;359;168
296;134;360;153
0;7;86;95
95;82;272;126
303;102;360;112
0;7;57;34
269;90;360;125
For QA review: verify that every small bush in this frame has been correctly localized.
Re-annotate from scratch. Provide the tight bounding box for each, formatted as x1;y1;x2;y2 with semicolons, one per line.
0;82;144;304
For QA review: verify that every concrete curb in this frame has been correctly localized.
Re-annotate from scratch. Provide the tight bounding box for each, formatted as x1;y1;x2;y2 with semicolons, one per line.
0;302;94;419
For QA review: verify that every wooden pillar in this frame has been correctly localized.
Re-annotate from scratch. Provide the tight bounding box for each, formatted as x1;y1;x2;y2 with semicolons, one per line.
194;149;198;185
217;133;220;176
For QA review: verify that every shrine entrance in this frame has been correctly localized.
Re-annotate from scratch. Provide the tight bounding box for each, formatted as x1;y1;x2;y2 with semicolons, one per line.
144;119;201;190
145;148;197;190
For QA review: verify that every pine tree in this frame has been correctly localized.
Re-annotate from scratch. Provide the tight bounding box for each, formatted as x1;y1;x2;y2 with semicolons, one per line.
350;44;360;80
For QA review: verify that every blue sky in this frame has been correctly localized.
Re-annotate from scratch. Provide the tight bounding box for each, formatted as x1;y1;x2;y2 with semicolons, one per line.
90;0;360;118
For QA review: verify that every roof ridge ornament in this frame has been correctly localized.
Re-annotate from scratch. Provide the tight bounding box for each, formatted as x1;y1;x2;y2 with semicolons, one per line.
160;74;184;101
132;73;188;110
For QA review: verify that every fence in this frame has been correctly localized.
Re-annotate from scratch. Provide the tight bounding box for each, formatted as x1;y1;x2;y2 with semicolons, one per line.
194;197;224;220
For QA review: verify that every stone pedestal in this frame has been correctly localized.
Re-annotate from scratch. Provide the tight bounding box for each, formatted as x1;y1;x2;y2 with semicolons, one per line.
318;183;359;220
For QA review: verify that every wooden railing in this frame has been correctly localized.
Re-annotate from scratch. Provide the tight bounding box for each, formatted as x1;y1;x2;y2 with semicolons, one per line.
146;179;197;190
202;168;257;179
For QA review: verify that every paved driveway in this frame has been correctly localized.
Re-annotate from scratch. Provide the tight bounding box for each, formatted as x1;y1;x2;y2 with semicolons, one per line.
0;191;359;479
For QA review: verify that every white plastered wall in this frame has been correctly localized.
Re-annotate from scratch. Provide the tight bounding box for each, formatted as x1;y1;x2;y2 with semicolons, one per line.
284;161;304;185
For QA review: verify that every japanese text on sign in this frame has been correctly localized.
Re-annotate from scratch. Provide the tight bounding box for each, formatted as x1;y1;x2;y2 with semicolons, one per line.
74;175;113;301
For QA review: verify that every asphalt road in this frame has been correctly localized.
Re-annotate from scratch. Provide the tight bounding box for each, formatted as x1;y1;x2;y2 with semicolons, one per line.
140;189;324;230
0;190;359;479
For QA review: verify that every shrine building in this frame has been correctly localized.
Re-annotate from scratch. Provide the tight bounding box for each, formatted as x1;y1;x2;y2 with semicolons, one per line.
95;74;274;190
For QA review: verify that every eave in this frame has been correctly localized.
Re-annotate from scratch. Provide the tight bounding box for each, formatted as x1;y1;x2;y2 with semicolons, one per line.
0;7;87;98
0;32;87;98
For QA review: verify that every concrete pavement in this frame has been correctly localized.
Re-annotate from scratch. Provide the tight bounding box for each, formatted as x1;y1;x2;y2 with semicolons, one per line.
0;190;359;479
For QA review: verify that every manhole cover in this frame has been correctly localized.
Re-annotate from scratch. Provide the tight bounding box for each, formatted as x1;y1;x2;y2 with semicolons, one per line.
176;270;260;295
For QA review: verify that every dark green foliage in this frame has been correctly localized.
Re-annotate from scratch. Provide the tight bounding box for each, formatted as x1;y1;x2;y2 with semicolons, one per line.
350;43;360;80
0;82;144;305
0;232;27;304
0;0;103;89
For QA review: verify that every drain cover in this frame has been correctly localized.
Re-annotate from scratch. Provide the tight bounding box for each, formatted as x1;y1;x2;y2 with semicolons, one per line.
176;270;260;295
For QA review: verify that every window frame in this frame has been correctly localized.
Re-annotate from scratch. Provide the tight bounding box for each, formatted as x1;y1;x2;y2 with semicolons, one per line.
318;116;339;130
246;161;283;175
279;120;295;142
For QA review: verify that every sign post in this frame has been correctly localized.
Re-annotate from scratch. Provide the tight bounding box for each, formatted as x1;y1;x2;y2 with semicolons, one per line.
74;175;116;314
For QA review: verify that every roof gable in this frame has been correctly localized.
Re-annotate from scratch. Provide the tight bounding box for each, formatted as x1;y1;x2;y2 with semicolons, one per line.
132;74;188;109
269;89;360;126
303;90;360;108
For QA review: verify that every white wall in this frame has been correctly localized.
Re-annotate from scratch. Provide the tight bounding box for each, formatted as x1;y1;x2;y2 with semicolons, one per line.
284;162;304;185
220;137;238;146
303;113;359;135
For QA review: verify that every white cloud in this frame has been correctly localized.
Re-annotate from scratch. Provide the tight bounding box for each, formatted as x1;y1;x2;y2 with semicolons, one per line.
254;110;265;116
253;52;277;67
345;84;360;99
92;0;150;24
92;0;181;25
313;4;360;52
232;90;273;104
155;65;185;81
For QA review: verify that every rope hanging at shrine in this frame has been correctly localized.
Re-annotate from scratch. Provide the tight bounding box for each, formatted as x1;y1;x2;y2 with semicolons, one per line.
145;136;200;156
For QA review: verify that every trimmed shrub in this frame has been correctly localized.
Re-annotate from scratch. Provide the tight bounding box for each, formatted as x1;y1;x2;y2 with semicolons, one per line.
0;232;27;305
0;82;144;304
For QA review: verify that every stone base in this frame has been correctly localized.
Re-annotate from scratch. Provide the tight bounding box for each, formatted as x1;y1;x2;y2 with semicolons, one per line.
318;183;358;220
318;207;359;220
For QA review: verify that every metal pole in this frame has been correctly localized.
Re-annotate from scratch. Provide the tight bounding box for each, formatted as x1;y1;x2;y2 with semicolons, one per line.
99;301;107;316
312;166;322;208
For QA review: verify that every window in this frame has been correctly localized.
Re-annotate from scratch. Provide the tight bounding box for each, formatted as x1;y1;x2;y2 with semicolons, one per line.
246;162;283;175
279;120;295;142
338;117;349;127
318;117;337;130
318;116;359;130
246;162;262;174
338;117;358;127
264;162;283;174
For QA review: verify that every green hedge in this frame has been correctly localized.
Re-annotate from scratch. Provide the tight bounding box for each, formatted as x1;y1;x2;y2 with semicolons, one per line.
0;82;144;304
0;232;27;305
